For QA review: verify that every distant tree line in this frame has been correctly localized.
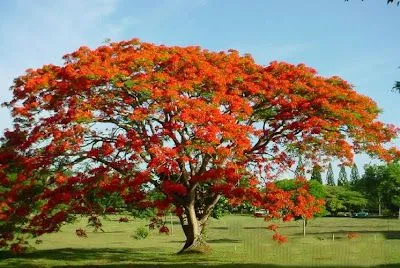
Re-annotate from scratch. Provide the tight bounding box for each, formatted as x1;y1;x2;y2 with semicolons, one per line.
298;160;400;218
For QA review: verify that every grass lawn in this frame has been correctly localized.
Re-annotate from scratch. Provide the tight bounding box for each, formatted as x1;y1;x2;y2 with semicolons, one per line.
1;215;400;267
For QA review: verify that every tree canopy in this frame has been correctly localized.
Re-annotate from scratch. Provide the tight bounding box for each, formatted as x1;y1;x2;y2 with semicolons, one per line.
0;38;398;253
324;185;368;215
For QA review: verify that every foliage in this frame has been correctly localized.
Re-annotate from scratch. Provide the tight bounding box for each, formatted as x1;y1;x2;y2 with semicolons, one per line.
387;0;399;5
337;166;349;187
132;226;149;240
210;196;230;219
354;164;383;211
0;38;398;251
376;162;400;216
128;207;156;219
393;81;400;93
326;163;335;186
324;185;368;215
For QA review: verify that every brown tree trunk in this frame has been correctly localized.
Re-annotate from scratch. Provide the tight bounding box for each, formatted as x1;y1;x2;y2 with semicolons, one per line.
378;195;382;216
178;204;211;254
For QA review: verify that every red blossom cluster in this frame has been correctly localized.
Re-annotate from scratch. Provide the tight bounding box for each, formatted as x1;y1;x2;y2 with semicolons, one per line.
347;232;359;239
267;224;279;231
272;233;288;244
161;180;187;196
159;226;169;235
261;178;325;222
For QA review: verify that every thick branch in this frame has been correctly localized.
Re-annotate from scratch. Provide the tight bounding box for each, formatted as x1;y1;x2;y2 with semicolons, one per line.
199;194;221;225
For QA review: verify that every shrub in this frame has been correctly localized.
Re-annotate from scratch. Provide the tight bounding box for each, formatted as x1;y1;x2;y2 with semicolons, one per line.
133;226;149;240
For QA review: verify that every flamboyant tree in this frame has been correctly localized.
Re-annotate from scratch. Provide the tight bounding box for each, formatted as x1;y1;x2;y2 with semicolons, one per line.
0;38;398;253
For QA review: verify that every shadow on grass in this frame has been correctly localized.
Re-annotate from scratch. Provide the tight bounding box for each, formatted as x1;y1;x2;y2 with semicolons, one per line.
169;238;241;244
305;230;400;240
207;238;241;243
0;248;399;268
63;264;400;268
0;247;216;267
210;227;229;230
243;226;299;230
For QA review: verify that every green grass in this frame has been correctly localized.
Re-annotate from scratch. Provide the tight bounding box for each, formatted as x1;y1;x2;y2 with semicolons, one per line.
1;215;400;267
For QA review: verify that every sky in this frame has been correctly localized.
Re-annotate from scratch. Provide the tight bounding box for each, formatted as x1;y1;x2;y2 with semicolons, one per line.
0;0;399;180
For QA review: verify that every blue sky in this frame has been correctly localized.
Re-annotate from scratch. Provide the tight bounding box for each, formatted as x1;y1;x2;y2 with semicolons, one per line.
0;0;399;180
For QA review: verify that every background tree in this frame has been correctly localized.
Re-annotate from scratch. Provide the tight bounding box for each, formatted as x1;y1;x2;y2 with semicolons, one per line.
295;156;306;179
0;38;398;253
355;165;384;215
275;179;326;236
310;165;323;184
326;163;335;186
350;164;361;185
324;186;368;216
338;166;349;186
376;162;400;218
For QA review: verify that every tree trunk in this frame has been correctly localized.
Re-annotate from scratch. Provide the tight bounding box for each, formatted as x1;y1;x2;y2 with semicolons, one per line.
303;218;306;237
378;196;382;216
398;207;400;220
178;205;211;254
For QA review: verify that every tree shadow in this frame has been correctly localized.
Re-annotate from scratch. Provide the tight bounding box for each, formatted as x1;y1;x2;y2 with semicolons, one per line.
243;226;301;230
0;247;216;266
206;238;241;243
210;227;229;230
93;231;126;234
1;248;399;268
305;230;400;240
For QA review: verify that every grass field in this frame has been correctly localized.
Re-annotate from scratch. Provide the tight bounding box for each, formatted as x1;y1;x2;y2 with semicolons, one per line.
1;215;400;267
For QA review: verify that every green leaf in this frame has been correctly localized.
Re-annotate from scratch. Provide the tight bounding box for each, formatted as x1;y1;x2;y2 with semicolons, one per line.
124;80;138;88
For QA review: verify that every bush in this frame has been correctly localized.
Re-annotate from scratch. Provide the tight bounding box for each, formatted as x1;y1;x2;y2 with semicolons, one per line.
132;226;149;240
